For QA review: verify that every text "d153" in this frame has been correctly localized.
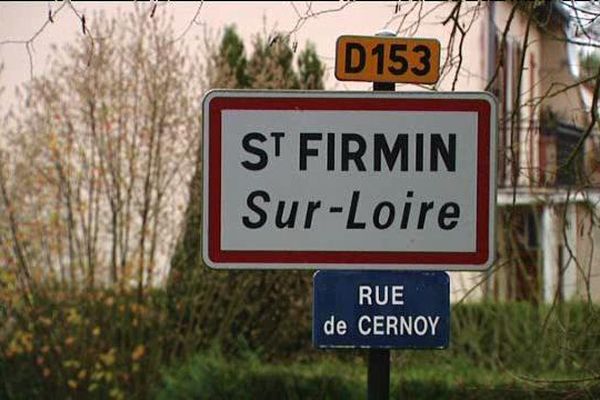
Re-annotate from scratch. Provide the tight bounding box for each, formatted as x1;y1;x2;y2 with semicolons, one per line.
335;35;440;84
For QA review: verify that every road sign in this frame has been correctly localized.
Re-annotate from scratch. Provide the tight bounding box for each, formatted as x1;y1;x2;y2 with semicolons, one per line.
202;90;497;270
335;35;440;84
313;270;449;348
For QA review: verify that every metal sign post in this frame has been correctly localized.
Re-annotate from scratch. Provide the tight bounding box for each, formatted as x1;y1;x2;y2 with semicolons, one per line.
201;28;497;400
369;29;395;400
368;349;390;400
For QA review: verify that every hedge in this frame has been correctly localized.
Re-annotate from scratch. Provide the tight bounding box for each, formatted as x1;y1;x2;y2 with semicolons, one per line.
156;350;600;400
156;302;600;399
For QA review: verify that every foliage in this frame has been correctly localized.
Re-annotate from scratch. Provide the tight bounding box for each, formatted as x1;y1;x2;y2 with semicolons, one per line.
1;280;599;399
246;34;300;89
297;43;325;90
156;349;361;400
156;346;600;400
203;25;324;90
167;25;325;359
0;10;200;294
0;15;329;398
0;9;202;399
0;285;172;399
156;302;600;399
409;302;600;373
219;26;251;88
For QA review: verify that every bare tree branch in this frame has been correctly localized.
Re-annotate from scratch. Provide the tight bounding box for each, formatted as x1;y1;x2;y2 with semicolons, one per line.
170;1;205;44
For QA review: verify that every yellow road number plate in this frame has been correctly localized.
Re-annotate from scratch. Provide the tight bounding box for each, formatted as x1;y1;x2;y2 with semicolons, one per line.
335;35;440;84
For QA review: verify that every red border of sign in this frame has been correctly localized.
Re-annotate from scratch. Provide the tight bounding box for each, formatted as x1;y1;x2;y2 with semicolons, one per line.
206;94;492;267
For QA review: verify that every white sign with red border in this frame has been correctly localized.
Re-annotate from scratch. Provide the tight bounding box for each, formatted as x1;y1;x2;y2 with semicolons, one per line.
202;90;497;270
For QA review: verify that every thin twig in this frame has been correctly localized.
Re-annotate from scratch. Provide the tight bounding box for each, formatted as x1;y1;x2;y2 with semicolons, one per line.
171;1;205;43
280;1;353;42
0;2;68;79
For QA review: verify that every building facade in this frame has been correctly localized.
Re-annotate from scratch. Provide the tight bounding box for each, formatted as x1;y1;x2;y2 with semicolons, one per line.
451;2;600;303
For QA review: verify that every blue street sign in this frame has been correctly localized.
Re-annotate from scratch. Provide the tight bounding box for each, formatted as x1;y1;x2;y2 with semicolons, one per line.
313;270;449;349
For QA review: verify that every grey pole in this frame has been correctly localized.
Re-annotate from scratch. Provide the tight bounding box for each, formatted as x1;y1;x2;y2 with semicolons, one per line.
367;30;395;400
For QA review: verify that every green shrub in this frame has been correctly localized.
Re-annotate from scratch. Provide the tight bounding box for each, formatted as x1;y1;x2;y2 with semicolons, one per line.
165;299;600;374
156;350;363;400
2;288;599;399
389;302;600;374
0;288;174;399
157;349;600;400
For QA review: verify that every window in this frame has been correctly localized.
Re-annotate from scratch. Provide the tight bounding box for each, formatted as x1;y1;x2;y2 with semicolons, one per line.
492;35;523;187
